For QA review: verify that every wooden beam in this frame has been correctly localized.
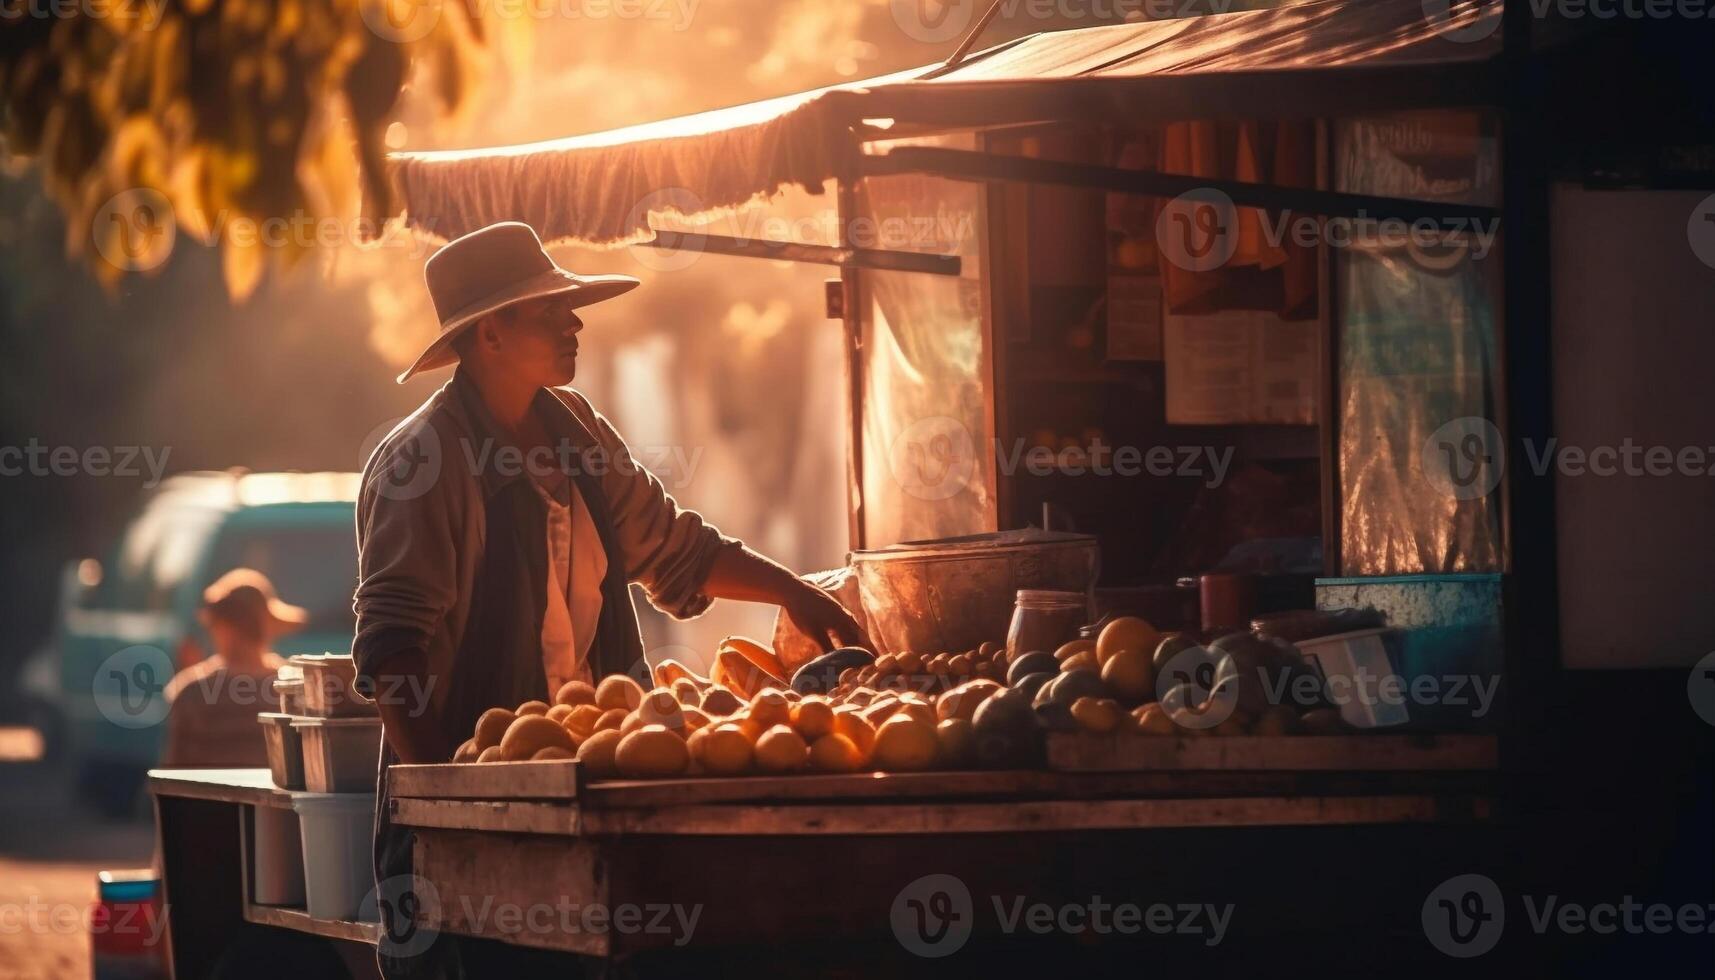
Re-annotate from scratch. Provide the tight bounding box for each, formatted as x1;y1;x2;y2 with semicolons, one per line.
865;145;1503;227
636;230;961;276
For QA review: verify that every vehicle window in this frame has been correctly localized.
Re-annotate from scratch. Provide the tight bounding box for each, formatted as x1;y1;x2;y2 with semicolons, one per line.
201;521;358;635
107;504;222;612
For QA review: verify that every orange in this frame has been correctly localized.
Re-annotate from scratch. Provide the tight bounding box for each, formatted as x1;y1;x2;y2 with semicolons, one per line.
452;739;478;763
871;715;937;772
473;708;516;750
1070;697;1123;734
636;688;686;731
1054;639;1096;662
515;700;550;717
832;709;877;760
670;678;702;707
753;725;808;773
554;680;597;707
596;675;645;712
1096;616;1159;667
499;715;576;761
749;689;793;728
476;745;503;764
1100;646;1155;702
546;704;575;725
565;704;605;738
1060;650;1099;673
615;725;690;779
595;707;629;732
576;728;622;778
809;734;864;773
696;723;755;776
935;680;1002;723
791;698;835;740
1131;703;1174;735
861;696;903;727
892;699;936;728
532;746;575;761
680;707;713;732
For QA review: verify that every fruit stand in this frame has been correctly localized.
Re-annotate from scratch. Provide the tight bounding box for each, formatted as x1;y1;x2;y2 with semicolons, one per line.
144;2;1715;975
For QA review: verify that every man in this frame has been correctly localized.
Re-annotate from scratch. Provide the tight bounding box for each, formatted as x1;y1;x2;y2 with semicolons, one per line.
354;222;865;976
162;569;301;768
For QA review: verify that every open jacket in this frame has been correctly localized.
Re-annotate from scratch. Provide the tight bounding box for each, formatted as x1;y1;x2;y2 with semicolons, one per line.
352;368;737;976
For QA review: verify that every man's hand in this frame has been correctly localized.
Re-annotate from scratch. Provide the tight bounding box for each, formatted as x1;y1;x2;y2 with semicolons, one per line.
701;546;873;654
782;581;871;654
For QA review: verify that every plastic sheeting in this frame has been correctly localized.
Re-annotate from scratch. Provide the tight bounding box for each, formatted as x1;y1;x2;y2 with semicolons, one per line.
856;159;994;548
1335;111;1504;575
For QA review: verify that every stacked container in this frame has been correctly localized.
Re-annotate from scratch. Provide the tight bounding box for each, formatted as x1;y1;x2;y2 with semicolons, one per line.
252;654;383;921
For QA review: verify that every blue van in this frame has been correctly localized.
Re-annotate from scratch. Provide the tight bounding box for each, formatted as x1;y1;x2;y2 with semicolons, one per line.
51;471;358;814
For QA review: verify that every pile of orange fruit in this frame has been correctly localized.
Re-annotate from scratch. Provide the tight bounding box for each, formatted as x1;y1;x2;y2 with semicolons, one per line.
449;636;978;779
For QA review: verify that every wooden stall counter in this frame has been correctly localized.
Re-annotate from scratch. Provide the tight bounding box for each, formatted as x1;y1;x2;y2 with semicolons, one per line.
385;735;1499;967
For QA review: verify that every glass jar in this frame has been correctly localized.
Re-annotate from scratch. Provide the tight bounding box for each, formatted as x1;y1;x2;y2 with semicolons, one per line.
1006;589;1089;662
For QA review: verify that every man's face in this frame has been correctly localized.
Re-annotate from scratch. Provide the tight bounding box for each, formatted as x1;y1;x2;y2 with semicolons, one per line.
483;295;586;387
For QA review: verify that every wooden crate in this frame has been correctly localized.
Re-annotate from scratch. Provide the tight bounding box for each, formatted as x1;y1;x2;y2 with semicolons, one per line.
1047;732;1498;772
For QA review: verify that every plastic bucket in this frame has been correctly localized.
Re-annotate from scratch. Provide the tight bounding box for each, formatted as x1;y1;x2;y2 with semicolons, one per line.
290;792;376;921
250;805;306;906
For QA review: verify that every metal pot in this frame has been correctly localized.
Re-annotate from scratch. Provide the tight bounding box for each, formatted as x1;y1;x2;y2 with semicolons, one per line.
852;529;1100;656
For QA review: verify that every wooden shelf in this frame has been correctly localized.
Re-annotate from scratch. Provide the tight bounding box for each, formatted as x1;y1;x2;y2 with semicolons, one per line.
243;902;380;946
1047;733;1499;772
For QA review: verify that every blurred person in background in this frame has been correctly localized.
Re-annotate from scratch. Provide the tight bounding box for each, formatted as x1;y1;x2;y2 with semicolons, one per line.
161;569;302;768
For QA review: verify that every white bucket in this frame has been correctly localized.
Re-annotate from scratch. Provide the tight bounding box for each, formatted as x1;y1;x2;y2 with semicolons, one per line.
1293;627;1411;729
290;792;376;921
250;805;306;906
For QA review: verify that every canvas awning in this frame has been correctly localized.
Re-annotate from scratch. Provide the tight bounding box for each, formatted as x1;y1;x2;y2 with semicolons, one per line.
386;0;1500;248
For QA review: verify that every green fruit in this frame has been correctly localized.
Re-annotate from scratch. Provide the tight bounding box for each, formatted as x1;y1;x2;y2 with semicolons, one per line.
972;689;1043;768
1033;669;1107;710
1152;632;1202;672
1006;651;1059;686
1011;671;1055;701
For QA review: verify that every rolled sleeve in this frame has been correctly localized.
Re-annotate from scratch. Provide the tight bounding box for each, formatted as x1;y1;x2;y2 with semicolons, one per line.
575;395;740;620
351;420;462;694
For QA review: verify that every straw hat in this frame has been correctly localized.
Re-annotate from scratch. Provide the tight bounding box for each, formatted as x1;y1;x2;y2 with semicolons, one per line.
397;221;640;383
201;568;307;636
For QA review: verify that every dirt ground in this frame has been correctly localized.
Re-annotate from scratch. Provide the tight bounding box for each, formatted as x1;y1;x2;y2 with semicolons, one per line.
0;762;156;980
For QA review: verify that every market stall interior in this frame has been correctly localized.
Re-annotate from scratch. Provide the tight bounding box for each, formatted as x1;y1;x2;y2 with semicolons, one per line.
146;1;1715;975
